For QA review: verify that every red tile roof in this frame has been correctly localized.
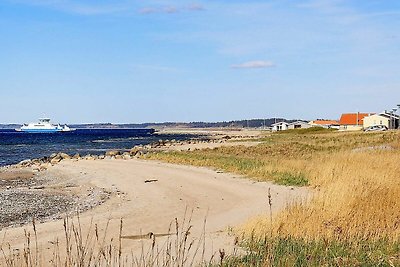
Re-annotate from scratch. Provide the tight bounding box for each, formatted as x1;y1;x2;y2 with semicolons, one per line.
339;113;373;125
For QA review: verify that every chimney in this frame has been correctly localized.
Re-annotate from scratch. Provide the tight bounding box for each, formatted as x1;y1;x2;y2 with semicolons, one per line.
356;112;359;126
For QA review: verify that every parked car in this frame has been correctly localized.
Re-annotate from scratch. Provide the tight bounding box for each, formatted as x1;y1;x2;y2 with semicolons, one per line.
364;125;388;132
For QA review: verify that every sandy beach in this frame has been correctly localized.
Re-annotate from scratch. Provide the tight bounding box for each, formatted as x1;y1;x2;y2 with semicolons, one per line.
0;155;308;264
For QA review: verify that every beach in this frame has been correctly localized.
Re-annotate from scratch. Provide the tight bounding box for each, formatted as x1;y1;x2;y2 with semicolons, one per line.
0;131;308;264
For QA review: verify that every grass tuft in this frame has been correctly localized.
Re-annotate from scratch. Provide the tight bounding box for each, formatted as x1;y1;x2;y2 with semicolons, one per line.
272;171;309;186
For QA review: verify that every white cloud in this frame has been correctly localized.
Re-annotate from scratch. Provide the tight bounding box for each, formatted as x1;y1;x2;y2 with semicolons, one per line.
138;7;157;14
138;4;205;15
11;0;205;16
231;61;275;69
187;4;205;11
164;6;178;14
11;0;130;15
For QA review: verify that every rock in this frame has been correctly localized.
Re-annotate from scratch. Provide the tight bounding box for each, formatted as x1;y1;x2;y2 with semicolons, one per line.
115;155;123;160
134;151;143;157
59;153;71;160
98;155;105;160
19;159;32;166
31;159;41;165
72;153;81;159
123;154;131;160
105;150;120;157
130;147;140;155
50;157;61;164
50;153;58;159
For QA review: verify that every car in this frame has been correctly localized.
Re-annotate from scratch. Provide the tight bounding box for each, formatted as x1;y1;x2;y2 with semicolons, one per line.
364;125;388;132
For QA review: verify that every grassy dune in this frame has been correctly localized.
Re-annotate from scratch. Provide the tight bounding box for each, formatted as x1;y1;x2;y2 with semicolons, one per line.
147;130;400;265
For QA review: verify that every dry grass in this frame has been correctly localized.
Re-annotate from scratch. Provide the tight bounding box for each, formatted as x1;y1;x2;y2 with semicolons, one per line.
245;150;400;241
146;130;400;265
147;131;400;244
0;211;211;267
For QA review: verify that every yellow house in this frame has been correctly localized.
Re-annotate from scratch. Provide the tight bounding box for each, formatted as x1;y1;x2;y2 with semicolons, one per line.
339;113;371;131
363;113;399;129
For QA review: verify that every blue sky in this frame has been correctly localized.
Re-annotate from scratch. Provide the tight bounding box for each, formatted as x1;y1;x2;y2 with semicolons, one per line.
0;0;399;123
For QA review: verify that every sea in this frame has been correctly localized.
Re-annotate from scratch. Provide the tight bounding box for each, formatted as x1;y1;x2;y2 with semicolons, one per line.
0;129;196;167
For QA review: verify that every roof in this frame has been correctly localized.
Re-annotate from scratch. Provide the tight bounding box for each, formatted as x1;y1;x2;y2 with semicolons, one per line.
310;120;339;125
288;121;309;125
378;112;400;119
339;113;372;125
271;121;289;126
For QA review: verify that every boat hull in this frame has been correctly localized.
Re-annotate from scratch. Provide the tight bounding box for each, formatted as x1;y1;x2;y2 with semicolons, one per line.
17;129;74;133
19;129;62;133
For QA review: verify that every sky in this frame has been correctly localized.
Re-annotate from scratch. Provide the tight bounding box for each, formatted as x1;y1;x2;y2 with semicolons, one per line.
0;0;400;123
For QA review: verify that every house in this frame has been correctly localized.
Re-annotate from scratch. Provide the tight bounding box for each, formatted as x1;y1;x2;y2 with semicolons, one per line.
309;120;340;129
287;121;312;130
271;121;289;132
363;112;399;129
339;113;372;131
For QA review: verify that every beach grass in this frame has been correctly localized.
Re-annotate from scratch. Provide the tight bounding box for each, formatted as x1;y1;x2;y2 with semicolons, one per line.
221;236;400;266
0;212;209;267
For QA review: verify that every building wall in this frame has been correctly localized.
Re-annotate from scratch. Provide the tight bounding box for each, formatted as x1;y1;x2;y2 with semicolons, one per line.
272;123;288;131
339;125;363;131
288;123;312;130
363;114;390;128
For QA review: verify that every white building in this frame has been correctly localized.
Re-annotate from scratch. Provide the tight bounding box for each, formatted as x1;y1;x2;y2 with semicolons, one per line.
288;121;312;130
308;120;340;129
363;112;399;129
271;121;289;132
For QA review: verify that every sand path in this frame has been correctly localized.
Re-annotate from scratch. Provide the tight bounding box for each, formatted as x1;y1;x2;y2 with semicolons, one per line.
1;159;308;264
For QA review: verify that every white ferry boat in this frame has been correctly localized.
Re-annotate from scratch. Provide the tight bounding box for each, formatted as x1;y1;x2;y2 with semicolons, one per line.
16;118;74;133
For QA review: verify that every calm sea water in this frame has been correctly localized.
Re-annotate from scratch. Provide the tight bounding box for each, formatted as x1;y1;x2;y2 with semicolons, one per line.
0;129;194;167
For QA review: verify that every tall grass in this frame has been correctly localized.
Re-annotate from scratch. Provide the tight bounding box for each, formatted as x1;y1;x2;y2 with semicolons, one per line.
221;236;400;266
0;212;210;267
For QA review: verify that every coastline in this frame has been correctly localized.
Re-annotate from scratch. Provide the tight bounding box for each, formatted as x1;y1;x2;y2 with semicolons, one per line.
0;128;263;228
0;128;307;263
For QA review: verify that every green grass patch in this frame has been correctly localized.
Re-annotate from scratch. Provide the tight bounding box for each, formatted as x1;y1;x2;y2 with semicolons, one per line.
275;127;338;135
272;171;309;186
220;237;400;266
147;151;309;187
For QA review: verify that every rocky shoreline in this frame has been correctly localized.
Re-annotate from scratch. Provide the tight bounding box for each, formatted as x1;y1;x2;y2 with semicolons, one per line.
2;137;230;170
